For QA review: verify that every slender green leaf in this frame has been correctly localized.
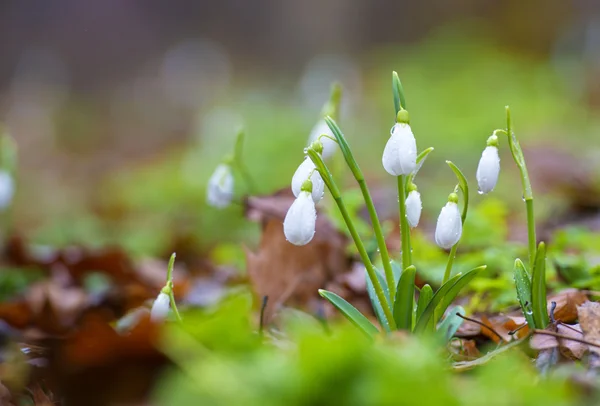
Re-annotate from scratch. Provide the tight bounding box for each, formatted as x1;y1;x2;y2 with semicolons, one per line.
531;242;549;329
407;147;434;185
324;116;362;181
366;268;391;332
417;147;434;165
233;128;245;164
390;260;402;288
416;284;433;321
514;259;535;328
413;273;461;334
393;265;416;330
414;266;484;334
318;289;379;338
437;306;465;342
446;161;469;223
392;71;407;115
436;265;487;323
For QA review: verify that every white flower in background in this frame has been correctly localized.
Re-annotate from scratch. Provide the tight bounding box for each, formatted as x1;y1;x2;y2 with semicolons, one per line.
291;157;324;203
206;164;234;208
150;291;171;322
0;171;14;210
476;135;500;194
382;123;417;176
308;119;337;159
284;181;317;246
434;194;462;249
405;188;422;228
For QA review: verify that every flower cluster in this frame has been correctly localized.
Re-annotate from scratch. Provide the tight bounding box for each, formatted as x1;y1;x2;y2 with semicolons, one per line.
283;139;328;246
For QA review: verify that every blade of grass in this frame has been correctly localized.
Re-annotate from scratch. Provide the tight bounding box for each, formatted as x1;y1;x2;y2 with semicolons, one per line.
393;265;416;330
514;258;535;328
319;289;379;338
531;242;549;329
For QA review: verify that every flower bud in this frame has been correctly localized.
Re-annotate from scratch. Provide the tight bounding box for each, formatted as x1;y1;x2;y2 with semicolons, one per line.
434;194;462;249
283;191;317;246
405;189;422;228
206;164;234;208
291;157;324;203
382;123;417;176
0;171;15;210
476;138;500;194
150;291;171;322
308;119;337;159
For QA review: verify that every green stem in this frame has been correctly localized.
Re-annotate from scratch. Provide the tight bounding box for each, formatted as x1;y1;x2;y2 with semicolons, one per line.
358;179;396;300
397;175;412;270
168;287;183;323
307;149;396;330
505;106;536;269
525;198;536;269
237;163;257;195
166;253;183;323
320;117;396;302
442;244;458;285
333;195;396;330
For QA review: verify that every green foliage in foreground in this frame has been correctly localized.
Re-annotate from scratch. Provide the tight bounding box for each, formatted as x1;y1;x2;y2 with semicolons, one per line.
154;292;580;406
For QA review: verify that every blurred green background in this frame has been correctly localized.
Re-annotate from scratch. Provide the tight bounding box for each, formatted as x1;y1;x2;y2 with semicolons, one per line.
2;0;600;258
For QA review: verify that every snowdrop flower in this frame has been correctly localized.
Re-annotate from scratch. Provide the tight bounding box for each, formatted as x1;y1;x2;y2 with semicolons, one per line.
476;135;500;194
0;171;14;210
150;290;171;322
284;180;317;246
308;119;337;159
405;184;422;228
291;156;324;203
382;114;417;176
206;164;234;208
434;193;462;249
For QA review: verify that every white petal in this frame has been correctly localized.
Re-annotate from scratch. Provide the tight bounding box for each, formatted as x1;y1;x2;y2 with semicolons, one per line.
150;292;171;322
476;146;500;194
308;119;337;159
206;164;234;208
0;171;14;210
382;124;417;176
405;190;422;228
434;202;462;249
283;191;316;246
291;157;325;203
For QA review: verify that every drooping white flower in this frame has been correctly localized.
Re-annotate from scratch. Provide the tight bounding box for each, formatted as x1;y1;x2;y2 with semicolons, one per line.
206;164;234;208
308;119;337;159
405;190;422;228
283;190;317;246
382;123;417;176
150;291;171;322
291;157;324;203
476;144;500;194
0;171;14;210
434;195;462;249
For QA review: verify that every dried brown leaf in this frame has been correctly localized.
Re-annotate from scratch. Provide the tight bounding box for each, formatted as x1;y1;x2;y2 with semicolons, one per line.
550;289;588;323
557;323;586;360
246;205;347;323
577;301;600;368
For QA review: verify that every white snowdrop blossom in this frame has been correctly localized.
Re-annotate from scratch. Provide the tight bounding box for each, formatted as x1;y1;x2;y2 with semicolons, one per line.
150;291;171;322
0;171;14;210
382;123;417;176
291;157;324;203
206;164;234;208
308;119;337;159
434;198;462;249
405;190;422;228
476;145;500;194
283;190;317;246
